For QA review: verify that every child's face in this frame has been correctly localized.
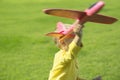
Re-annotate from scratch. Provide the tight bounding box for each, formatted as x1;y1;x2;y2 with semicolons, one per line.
54;38;73;50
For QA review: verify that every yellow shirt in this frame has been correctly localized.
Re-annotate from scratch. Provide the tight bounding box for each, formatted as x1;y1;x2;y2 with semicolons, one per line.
48;41;82;80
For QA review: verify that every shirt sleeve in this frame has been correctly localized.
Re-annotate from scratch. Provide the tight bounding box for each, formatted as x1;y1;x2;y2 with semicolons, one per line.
63;41;82;63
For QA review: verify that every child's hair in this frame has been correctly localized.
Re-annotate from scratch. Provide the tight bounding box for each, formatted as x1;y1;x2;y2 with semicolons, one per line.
53;37;73;51
54;23;76;50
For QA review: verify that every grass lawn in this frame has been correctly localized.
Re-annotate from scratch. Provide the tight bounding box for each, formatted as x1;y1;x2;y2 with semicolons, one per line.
0;0;120;80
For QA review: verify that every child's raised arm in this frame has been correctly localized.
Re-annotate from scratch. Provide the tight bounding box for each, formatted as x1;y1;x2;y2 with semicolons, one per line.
73;24;83;47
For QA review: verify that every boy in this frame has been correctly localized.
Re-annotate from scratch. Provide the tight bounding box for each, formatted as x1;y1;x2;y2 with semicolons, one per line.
46;22;84;80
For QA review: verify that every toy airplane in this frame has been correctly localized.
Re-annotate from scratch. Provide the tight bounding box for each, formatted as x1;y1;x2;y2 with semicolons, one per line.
43;1;118;42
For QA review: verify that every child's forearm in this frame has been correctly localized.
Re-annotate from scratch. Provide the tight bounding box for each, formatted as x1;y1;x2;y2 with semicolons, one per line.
73;24;83;47
73;34;82;47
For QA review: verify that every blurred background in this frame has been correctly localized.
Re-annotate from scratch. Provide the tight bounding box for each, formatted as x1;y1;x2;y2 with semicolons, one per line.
0;0;120;80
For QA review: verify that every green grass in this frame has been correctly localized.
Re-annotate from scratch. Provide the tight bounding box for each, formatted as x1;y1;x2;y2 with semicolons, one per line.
0;0;120;80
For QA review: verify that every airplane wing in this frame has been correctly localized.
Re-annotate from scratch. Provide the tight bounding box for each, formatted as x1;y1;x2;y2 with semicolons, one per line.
45;32;64;38
46;32;75;39
43;8;118;24
88;14;118;24
43;9;86;19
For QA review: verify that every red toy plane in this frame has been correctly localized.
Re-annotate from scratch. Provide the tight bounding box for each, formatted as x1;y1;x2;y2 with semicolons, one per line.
43;1;118;42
